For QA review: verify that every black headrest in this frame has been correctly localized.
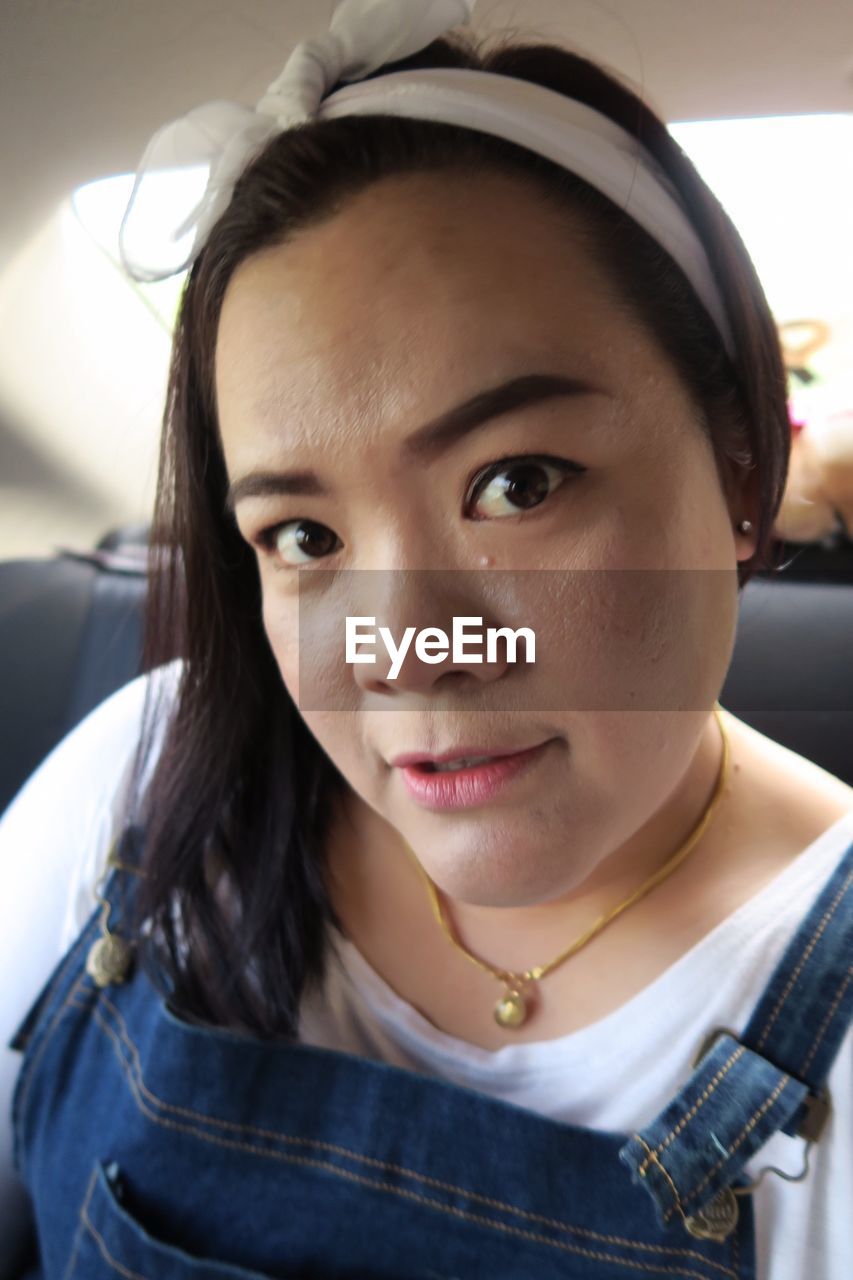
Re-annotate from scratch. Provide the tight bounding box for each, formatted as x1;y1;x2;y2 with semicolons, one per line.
721;541;853;785
0;536;148;816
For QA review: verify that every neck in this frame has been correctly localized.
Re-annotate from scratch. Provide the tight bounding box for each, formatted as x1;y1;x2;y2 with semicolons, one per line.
326;710;732;973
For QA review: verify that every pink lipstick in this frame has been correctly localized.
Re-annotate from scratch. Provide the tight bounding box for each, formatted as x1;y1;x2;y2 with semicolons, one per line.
395;740;554;811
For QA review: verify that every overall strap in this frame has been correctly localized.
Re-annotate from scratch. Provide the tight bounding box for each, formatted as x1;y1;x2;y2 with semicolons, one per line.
619;835;853;1240
80;820;148;988
8;821;147;1055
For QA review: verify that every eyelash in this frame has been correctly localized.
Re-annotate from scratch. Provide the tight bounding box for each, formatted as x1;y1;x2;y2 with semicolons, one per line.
254;452;585;567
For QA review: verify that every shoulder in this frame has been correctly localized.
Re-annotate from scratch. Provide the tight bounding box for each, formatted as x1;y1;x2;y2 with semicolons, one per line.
0;659;183;954
0;663;182;1266
718;707;853;862
0;657;183;832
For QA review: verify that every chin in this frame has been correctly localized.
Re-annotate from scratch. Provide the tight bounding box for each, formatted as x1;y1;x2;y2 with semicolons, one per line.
415;835;580;909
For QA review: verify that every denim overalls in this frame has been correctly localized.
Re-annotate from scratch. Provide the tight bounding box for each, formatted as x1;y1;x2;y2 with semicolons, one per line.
9;823;852;1279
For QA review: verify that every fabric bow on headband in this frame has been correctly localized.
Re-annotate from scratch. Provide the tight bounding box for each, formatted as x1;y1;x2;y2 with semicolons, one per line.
117;0;735;358
118;0;472;282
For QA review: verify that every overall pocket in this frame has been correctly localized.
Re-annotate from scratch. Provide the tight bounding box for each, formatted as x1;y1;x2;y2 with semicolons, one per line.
66;1161;276;1280
63;1161;471;1280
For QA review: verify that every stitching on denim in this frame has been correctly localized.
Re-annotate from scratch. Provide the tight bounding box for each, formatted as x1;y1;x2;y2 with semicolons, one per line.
90;1002;736;1279
635;1137;686;1225
96;996;739;1274
12;885;108;1151
756;869;852;1051
636;1047;745;1176
92;1014;726;1280
82;1187;149;1280
798;966;852;1077
14;975;91;1178
74;993;732;1274
666;1077;791;1217
92;1003;736;1276
63;1166;97;1280
13;902;103;1126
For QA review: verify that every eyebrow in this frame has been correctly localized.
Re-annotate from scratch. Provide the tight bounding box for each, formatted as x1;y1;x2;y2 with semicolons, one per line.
224;372;599;513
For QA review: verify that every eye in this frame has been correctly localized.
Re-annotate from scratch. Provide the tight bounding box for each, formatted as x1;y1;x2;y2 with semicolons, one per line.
465;455;584;519
257;518;341;568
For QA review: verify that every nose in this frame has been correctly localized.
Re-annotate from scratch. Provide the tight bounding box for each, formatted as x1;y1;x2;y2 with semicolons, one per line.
348;568;512;699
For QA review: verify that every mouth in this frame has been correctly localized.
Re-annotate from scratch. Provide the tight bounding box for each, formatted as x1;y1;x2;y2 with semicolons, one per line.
418;755;507;773
390;742;549;771
392;739;558;811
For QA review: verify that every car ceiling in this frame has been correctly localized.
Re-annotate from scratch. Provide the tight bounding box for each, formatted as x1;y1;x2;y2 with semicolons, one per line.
1;0;851;559
2;0;853;272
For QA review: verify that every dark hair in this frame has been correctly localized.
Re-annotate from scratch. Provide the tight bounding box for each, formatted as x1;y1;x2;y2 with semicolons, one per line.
126;26;791;1036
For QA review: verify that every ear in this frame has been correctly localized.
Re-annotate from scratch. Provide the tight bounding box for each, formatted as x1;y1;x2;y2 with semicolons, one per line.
720;456;761;561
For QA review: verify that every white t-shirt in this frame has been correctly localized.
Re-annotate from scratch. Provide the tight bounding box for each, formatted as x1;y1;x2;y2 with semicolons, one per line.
1;664;851;1280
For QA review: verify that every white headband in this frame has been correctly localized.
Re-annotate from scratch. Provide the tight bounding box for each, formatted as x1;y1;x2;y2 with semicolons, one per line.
118;0;735;358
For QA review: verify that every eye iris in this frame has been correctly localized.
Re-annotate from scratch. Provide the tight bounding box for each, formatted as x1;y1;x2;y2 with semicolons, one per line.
289;521;336;557
501;463;550;509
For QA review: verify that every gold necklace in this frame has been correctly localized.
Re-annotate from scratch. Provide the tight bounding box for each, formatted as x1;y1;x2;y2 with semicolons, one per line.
410;702;730;1029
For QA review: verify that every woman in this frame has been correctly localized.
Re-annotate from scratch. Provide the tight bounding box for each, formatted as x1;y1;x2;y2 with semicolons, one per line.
1;1;851;1276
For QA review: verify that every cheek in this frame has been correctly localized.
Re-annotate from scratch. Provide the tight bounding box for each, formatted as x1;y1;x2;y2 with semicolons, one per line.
261;573;374;710
567;706;711;844
501;559;737;715
262;587;374;791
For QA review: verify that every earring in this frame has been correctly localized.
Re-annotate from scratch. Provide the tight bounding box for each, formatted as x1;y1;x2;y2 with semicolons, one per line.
736;519;753;534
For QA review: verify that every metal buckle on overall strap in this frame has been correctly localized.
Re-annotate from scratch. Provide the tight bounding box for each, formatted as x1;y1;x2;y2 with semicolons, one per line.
681;1026;832;1243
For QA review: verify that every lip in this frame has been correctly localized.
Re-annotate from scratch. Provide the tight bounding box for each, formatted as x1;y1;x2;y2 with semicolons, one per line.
395;739;556;811
390;743;542;768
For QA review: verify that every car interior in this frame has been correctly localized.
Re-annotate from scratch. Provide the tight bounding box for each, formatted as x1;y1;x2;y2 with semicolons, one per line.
1;0;852;811
1;7;852;1280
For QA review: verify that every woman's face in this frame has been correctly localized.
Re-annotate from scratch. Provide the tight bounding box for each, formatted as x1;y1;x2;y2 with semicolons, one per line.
215;169;757;907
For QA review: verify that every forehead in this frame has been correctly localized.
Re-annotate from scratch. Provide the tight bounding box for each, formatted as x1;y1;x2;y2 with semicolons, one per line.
214;170;643;455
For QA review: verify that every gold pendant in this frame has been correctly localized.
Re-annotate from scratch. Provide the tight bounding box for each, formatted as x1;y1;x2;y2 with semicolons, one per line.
684;1186;739;1242
494;986;528;1028
86;933;132;988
